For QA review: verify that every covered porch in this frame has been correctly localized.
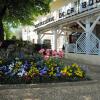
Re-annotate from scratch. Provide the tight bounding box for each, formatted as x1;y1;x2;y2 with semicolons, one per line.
66;15;100;55
36;10;100;53
34;0;100;64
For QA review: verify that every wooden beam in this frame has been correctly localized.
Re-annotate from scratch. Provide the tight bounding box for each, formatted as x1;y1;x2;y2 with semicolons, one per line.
40;34;45;39
90;16;100;31
42;33;53;35
76;21;86;31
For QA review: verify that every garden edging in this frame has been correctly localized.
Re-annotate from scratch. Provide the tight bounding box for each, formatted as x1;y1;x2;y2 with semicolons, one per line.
0;79;98;90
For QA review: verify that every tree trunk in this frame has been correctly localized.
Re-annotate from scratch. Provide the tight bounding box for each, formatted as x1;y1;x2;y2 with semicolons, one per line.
0;20;4;41
0;4;7;41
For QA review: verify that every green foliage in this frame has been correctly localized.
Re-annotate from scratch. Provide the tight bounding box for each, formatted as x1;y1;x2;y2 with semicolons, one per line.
0;0;52;27
0;0;52;40
3;22;14;39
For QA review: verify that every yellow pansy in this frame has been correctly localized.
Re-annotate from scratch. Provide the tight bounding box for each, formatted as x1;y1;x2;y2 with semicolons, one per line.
17;61;22;65
28;66;39;77
49;71;54;76
72;63;79;68
75;70;83;77
61;67;67;74
67;72;72;76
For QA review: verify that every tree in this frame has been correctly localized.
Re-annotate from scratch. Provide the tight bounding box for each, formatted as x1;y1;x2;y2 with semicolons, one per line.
0;0;52;41
3;22;15;39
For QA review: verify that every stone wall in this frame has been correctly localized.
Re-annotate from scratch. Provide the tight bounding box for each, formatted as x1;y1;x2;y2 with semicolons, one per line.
65;53;100;65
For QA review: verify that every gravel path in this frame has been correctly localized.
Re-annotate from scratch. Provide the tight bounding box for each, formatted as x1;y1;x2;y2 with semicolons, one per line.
0;81;100;100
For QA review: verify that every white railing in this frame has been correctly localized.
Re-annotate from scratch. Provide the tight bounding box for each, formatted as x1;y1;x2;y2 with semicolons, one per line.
76;32;87;53
66;43;76;53
76;32;100;55
89;33;99;54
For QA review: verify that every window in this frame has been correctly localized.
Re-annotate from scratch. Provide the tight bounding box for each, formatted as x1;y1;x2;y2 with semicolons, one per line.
43;39;51;44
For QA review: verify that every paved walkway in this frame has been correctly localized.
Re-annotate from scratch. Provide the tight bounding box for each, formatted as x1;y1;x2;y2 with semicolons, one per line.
0;59;100;100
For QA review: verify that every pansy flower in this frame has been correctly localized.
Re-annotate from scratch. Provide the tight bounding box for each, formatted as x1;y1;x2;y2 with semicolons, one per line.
39;66;48;76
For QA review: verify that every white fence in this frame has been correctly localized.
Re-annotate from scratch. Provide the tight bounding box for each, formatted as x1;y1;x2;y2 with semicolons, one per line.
66;32;100;55
66;43;76;53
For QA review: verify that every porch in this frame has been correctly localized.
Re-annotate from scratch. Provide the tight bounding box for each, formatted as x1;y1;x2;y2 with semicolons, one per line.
34;0;100;65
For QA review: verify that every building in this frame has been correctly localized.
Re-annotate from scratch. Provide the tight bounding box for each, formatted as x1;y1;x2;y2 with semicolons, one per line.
22;26;38;43
34;0;100;65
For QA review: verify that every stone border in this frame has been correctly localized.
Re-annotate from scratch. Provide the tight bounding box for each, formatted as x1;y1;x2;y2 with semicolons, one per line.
0;80;98;90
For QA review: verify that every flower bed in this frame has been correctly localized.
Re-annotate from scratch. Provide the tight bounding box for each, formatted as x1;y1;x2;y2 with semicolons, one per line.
0;49;90;84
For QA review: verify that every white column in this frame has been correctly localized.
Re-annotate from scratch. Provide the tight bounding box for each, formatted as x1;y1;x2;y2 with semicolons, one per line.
37;32;41;44
85;19;91;54
52;28;57;50
65;31;70;53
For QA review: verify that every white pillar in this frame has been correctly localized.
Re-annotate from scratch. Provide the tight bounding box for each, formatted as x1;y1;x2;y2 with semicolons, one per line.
52;28;57;50
37;32;41;44
65;31;70;53
85;19;91;54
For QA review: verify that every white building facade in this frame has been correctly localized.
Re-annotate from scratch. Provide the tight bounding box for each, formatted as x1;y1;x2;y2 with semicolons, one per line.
34;0;100;65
